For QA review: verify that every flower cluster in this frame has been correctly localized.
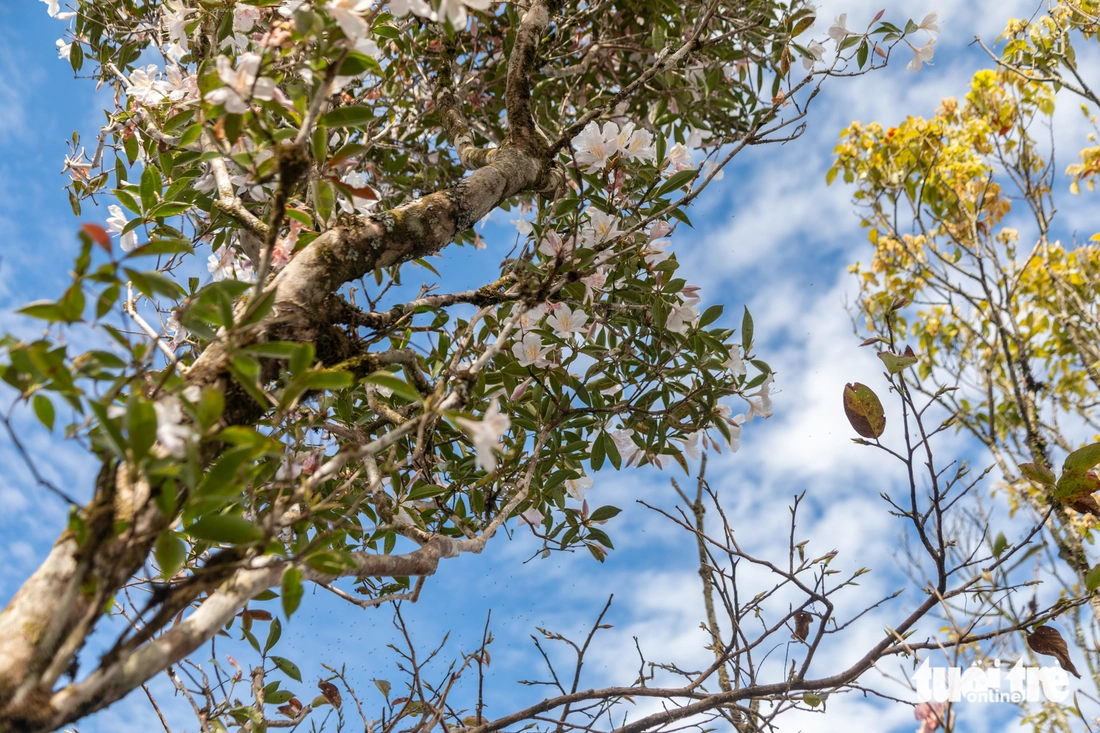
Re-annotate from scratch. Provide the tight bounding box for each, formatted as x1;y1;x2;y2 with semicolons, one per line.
573;121;657;174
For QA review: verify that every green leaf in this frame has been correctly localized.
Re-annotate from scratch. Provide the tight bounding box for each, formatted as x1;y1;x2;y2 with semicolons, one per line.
741;307;754;351
318;106;374;128
877;348;918;374
588;505;621;522
18;300;65;322
1019;462;1056;487
1087;565;1100;592
992;532;1007;559
127;396;158;461
147;201;193;219
270;655;302;682
155;532;187;580
127;239;195;257
187;515;265;545
140;165;160;211
303;370;355;391
265;617;282;653
699;304;723;328
653;169;697;199
1064;443;1100;472
124;268;185;299
590;432;606;471
803;693;822;708
373;679;391;699
306;550;355;575
282;567;303;618
364;371;421;402
33;394;55;431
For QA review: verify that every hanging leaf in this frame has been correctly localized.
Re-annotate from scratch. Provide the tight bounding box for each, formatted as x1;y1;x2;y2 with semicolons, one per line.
843;383;885;439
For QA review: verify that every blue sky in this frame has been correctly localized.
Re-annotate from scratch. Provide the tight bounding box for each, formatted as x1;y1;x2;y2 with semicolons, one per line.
1;1;1094;731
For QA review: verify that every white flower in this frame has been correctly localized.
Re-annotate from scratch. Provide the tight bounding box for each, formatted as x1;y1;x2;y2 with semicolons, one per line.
455;399;512;473
511;217;533;235
666;143;693;172
573;120;620;173
610;429;641;465
338;170;378;215
436;0;491;29
743;375;773;422
512;333;552;368
106;204;138;252
194;168;217;194
644;239;671;267
230;173;269;202
802;41;825;70
40;0;59;17
727;414;744;452
907;38;935;72
702;161;724;181
233;5;262;33
918;12;941;33
686;125;711;149
581;208;621;248
600;383;623;396
205;53;277;114
678;432;702;461
165;311;188;349
828;14;853;44
56;39;71;60
388;0;432;17
581;267;606;303
538;230;569;257
279;0;308;17
164;1;194;59
666;299;700;334
207;249;256;282
276;455;304;481
154;396;195;458
129;65;172;105
165;66;199;102
617;122;656;163
723;344;747;375
648;221;673;240
325;0;374;42
519;506;545;527
565;476;593;501
546;304;589;336
518;303;548;333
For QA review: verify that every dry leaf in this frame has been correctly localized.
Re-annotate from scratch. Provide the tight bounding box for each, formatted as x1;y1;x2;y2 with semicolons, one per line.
276;697;303;719
793;611;812;642
1026;626;1081;678
318;678;343;707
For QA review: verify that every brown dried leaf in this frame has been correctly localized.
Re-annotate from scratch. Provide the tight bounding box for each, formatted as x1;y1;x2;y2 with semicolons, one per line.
793;611;812;642
1064;492;1100;517
1026;626;1081;678
318;679;342;708
276;698;303;719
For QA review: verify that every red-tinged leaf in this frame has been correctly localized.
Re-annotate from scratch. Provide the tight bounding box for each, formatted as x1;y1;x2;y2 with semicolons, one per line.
328;175;378;200
82;223;112;253
859;337;883;347
874;44;887;59
873;8;885;23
